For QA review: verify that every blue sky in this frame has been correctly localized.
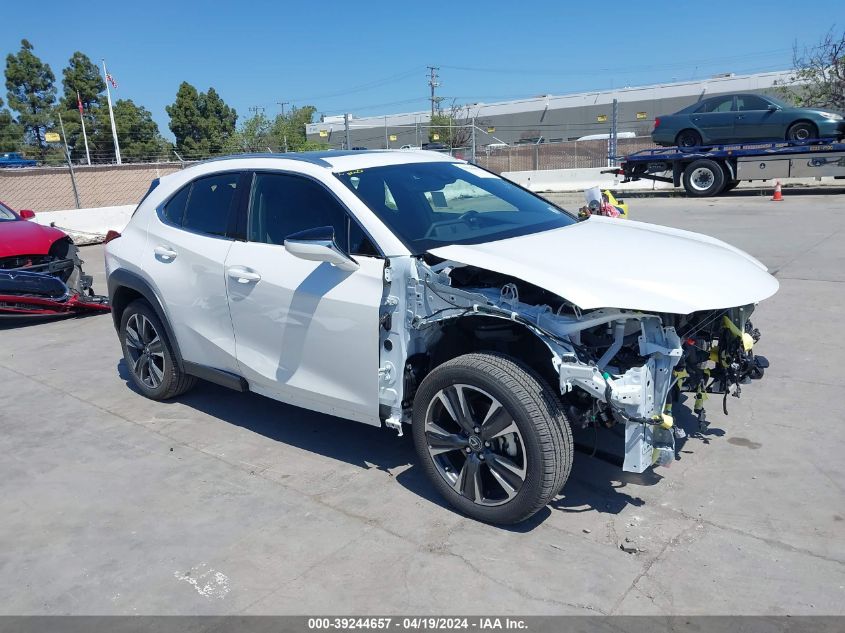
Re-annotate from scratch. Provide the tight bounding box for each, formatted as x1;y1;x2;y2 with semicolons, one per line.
2;0;842;139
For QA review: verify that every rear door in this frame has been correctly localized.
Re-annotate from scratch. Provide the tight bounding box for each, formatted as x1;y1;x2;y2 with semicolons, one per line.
144;171;244;373
225;171;384;424
690;95;736;142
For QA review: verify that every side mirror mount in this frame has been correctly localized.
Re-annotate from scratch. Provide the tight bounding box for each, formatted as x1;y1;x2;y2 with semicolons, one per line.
284;226;359;272
19;209;35;220
767;104;779;111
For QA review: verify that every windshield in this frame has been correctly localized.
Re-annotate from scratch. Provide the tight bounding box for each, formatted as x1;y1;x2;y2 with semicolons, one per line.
0;202;17;221
335;162;575;253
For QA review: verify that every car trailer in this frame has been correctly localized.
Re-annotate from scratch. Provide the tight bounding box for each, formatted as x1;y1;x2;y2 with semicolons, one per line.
607;138;845;197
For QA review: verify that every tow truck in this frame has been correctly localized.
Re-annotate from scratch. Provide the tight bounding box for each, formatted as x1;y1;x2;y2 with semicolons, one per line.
609;137;845;197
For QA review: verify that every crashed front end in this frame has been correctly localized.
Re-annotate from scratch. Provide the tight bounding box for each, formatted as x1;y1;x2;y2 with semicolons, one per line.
396;259;770;473
554;305;768;472
0;243;109;317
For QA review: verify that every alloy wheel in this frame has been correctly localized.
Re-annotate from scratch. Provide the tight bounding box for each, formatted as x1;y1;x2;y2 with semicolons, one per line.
424;384;527;506
125;313;165;389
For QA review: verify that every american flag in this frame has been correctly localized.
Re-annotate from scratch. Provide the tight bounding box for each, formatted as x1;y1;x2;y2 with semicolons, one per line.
77;91;84;115
106;72;118;89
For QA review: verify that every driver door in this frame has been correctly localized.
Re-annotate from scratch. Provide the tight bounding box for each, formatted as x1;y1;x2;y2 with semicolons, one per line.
225;172;385;425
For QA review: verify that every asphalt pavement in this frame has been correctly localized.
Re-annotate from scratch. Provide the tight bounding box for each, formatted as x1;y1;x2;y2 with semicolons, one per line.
1;189;843;615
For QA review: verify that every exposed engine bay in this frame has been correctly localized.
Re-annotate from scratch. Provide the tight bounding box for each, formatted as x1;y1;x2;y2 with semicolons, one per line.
0;238;110;317
378;256;769;473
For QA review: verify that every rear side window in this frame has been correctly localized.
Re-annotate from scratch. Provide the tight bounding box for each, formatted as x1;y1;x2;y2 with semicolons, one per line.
182;173;240;237
159;172;241;236
695;96;734;113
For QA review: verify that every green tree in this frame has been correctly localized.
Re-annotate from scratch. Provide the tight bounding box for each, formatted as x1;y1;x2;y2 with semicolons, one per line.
0;96;23;152
225;111;272;153
61;52;105;111
271;105;320;151
4;39;56;160
166;82;237;158
779;27;845;110
92;99;168;162
428;102;481;148
198;87;237;155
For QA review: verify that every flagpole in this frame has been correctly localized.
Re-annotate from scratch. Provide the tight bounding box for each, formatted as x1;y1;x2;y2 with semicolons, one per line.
102;59;122;165
78;91;91;166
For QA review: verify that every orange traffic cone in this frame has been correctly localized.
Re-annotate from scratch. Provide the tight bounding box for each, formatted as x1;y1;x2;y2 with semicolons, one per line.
772;180;783;201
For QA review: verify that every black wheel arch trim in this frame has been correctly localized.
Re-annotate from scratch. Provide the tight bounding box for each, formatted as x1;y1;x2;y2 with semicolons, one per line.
107;268;185;372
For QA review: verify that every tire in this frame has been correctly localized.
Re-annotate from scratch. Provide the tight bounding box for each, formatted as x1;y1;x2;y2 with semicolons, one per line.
676;129;702;148
412;353;572;524
786;121;817;142
682;159;726;197
119;299;196;400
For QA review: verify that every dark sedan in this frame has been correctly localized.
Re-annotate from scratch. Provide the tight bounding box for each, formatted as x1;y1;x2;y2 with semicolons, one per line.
651;93;845;147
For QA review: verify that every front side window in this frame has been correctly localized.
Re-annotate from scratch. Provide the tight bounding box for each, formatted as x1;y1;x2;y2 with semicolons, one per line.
736;95;771;111
335;162;575;254
248;173;352;251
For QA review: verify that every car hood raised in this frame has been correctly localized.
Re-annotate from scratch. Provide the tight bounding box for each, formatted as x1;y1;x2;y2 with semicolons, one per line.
0;220;66;258
428;216;779;314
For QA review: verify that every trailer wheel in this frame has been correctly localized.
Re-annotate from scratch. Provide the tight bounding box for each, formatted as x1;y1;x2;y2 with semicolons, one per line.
682;159;726;197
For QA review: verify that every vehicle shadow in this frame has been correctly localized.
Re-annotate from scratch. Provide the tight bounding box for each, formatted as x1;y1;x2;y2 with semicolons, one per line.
621;186;845;199
116;360;723;525
0;311;107;329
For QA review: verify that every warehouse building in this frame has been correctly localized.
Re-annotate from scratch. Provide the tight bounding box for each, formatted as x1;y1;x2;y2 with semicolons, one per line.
305;70;793;149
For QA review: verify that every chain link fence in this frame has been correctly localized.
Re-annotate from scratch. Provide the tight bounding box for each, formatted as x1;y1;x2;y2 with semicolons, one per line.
0;137;660;212
474;136;658;173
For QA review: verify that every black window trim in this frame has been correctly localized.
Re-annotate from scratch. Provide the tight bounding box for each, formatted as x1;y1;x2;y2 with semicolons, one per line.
154;169;246;242
239;168;385;259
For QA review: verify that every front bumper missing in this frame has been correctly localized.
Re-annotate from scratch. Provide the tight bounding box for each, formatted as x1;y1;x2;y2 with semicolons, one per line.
558;317;683;473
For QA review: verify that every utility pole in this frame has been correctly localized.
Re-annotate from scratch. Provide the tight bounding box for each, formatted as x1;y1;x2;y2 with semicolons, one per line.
344;113;351;150
249;106;265;116
427;66;441;124
471;116;476;163
609;98;618;167
277;101;290;117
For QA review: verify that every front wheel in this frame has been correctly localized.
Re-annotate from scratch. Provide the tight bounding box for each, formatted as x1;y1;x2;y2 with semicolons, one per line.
412;353;572;524
786;121;817;142
682;159;726;197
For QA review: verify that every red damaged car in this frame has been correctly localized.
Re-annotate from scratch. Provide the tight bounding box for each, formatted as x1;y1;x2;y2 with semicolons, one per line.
0;200;109;316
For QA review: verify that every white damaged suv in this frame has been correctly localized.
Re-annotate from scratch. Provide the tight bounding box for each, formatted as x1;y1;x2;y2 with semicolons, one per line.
105;150;778;524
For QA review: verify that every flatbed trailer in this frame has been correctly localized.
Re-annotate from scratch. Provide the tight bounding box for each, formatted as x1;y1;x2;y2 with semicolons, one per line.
608;138;845;197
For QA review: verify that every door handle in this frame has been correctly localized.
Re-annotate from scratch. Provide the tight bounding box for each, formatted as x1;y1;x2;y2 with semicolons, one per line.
227;267;261;284
736;115;744;120
154;245;178;260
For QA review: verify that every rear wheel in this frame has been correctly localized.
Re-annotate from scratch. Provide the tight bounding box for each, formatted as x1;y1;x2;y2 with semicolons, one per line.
120;300;196;400
676;129;702;148
682;159;726;197
412;353;572;524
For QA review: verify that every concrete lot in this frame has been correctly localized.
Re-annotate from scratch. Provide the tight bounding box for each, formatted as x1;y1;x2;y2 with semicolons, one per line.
1;190;844;615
